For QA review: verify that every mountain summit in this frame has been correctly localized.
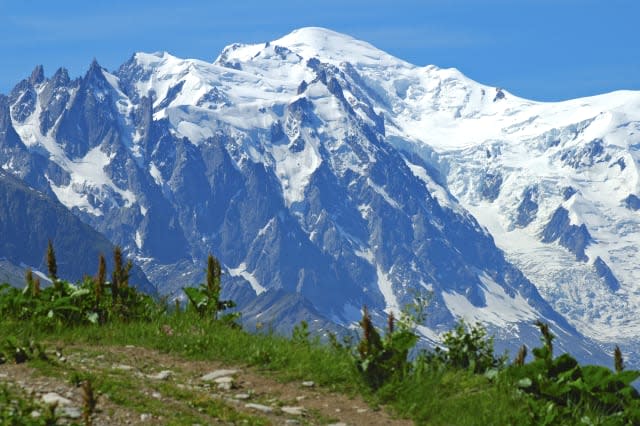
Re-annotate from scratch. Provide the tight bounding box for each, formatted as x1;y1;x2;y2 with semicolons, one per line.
3;27;639;365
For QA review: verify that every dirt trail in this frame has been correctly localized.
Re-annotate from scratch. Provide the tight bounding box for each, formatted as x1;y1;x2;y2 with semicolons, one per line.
1;344;413;425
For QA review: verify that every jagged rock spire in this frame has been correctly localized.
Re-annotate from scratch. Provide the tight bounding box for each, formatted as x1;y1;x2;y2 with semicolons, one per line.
29;65;45;85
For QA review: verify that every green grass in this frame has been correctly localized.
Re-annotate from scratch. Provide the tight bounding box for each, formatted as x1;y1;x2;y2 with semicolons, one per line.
0;313;540;426
376;368;532;425
1;312;360;391
0;381;58;425
4;305;637;425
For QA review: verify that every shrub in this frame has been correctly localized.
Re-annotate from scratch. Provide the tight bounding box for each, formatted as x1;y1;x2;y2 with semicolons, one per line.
353;307;418;389
0;336;47;364
425;319;506;374
0;246;162;328
504;321;640;424
183;254;236;322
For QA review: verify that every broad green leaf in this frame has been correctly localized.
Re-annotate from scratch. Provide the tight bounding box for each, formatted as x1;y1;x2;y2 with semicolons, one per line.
517;378;532;388
86;312;99;324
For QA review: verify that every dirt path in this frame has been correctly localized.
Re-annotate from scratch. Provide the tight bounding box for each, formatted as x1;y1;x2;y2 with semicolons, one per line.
1;344;413;425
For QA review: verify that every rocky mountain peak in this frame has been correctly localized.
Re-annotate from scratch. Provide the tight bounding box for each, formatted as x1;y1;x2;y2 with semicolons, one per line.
2;28;638;366
29;65;45;86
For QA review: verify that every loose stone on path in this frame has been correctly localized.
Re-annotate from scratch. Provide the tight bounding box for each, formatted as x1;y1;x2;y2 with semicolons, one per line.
281;406;306;416
201;369;238;381
245;403;274;413
146;370;173;380
41;392;72;406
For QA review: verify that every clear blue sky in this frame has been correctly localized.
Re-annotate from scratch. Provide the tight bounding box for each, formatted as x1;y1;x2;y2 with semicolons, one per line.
0;0;638;101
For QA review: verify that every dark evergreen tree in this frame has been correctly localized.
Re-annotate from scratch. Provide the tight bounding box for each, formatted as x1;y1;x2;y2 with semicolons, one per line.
24;268;34;296
96;253;106;301
33;277;41;297
614;345;625;373
206;254;221;308
46;239;57;281
515;345;528;366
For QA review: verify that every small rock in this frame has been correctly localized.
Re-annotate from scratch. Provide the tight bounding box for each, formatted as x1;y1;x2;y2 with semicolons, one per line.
0;373;7;378
357;408;368;413
147;370;172;380
285;420;300;425
301;381;315;388
295;395;306;401
59;406;82;419
281;406;306;416
335;408;341;413
151;392;162;399
214;376;235;391
214;376;234;384
30;410;41;418
201;369;238;381
224;397;241;405
125;345;136;349
140;413;152;421
114;364;134;371
233;393;251;400
42;392;72;406
245;403;274;413
327;423;348;426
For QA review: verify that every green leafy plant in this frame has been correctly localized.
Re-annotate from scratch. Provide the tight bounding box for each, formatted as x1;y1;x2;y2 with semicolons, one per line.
1;336;48;364
426;319;506;374
183;254;236;321
1;383;58;425
504;321;640;424
353;307;418;389
292;320;311;346
0;244;161;329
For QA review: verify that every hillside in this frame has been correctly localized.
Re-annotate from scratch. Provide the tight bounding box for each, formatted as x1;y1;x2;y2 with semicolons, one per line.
0;169;154;294
1;305;637;426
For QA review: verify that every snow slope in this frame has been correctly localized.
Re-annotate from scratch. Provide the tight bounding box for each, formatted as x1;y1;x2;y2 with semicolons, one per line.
213;28;640;345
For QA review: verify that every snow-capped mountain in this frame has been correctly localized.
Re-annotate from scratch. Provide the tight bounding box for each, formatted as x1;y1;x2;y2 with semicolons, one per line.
3;27;637;364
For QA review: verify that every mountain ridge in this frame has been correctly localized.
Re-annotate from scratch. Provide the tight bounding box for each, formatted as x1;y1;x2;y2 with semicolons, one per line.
3;27;639;365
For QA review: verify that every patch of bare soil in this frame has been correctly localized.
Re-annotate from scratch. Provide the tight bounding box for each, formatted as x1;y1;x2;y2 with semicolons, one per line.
1;344;413;425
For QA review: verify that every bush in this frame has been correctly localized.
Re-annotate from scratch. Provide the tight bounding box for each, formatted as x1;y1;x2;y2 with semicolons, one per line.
353;308;418;390
183;254;236;322
424;319;506;374
503;321;640;424
0;245;163;329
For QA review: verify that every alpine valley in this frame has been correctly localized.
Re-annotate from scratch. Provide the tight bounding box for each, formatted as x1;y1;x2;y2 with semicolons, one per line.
2;27;639;366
